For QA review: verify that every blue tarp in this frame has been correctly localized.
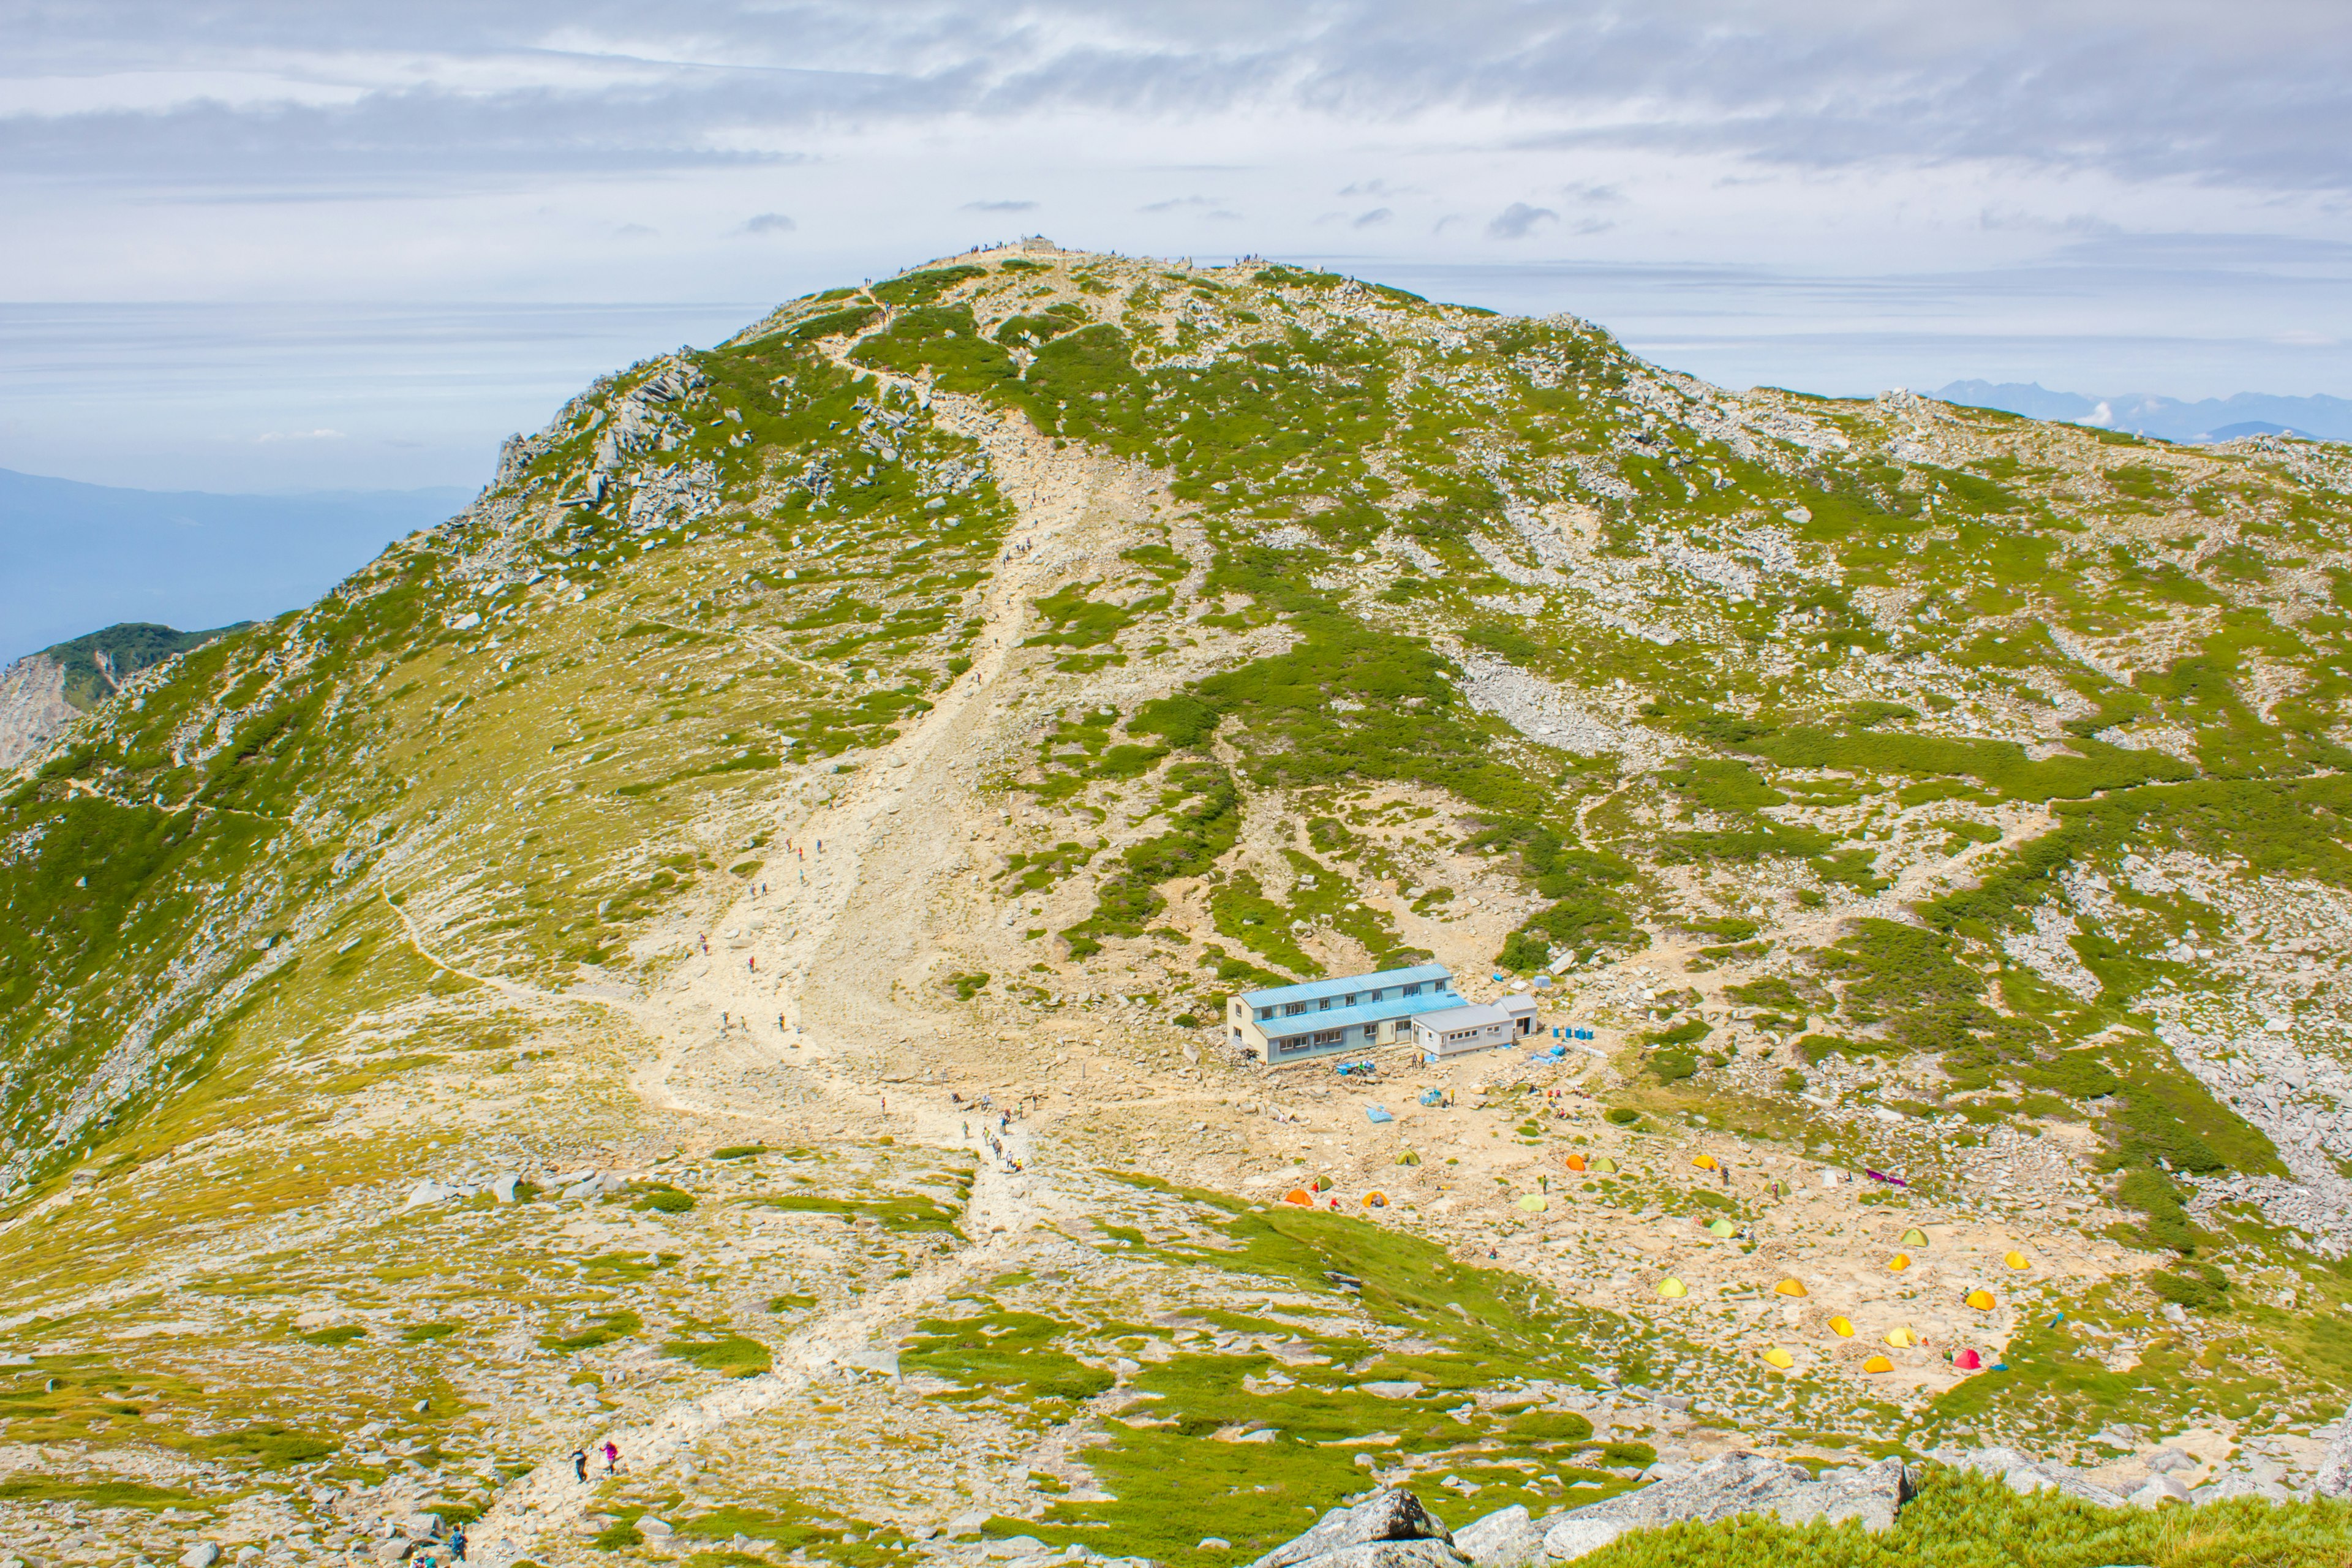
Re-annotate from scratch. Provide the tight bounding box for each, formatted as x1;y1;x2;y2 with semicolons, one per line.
1364;1105;1395;1124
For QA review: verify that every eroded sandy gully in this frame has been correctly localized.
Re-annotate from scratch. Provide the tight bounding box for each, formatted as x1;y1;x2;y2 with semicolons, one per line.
472;402;1168;1561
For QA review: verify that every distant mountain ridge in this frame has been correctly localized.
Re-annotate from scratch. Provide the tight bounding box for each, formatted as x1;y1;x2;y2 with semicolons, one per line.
1934;380;2352;444
0;467;470;663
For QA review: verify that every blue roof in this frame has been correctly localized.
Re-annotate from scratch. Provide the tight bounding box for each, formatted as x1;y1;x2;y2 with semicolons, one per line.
1240;963;1453;1012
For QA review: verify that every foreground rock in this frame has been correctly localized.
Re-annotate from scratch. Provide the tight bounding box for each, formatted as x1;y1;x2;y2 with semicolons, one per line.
1250;1490;1469;1568
2317;1420;2352;1498
1536;1453;1913;1559
1936;1446;2125;1508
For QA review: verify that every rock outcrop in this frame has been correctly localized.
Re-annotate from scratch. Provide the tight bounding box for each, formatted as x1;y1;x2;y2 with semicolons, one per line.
0;652;77;770
1540;1452;1912;1558
1936;1446;2124;1508
1250;1490;1468;1568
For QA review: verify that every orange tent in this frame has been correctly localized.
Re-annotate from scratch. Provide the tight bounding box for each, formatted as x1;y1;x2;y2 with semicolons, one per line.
1862;1355;1894;1373
1773;1278;1809;1298
1887;1253;1912;1272
1362;1190;1390;1209
1281;1188;1316;1207
1564;1153;1588;1173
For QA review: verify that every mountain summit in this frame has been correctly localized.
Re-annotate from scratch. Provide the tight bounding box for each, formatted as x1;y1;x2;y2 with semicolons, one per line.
4;245;2351;1560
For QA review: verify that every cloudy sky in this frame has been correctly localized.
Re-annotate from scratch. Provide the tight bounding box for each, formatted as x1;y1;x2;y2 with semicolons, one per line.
6;0;2350;491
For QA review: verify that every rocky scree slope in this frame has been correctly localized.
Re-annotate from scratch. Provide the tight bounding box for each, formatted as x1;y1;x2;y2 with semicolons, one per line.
2;245;2351;1566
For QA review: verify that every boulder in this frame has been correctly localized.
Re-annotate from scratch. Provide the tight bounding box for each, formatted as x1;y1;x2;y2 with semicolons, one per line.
402;1182;455;1211
564;1175;605;1200
2192;1472;2293;1504
2317;1422;2352;1498
1538;1520;1627;1564
2128;1474;2193;1507
638;1517;676;1544
491;1172;522;1204
1249;1489;1460;1568
1294;1544;1468;1568
2146;1446;2196;1476
1452;1505;1547;1568
402;1512;443;1540
179;1546;222;1568
1937;1446;2123;1509
1558;1452;1912;1536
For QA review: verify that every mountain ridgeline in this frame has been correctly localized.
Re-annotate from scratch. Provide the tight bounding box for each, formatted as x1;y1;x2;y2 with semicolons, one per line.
4;244;2352;1554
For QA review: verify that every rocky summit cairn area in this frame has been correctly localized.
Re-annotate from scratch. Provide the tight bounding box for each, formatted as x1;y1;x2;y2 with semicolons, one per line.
3;245;2352;1566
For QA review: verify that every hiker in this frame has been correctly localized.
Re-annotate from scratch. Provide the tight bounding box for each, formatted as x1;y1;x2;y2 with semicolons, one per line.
699;935;709;955
748;956;756;971
447;1524;467;1562
603;1438;619;1475
571;1449;588;1483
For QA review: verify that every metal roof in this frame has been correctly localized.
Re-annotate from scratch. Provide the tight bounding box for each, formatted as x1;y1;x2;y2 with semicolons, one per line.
1239;963;1453;1012
1411;1001;1514;1031
1257;994;1457;1041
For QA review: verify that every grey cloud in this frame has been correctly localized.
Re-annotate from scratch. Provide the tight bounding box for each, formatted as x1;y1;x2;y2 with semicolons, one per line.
1488;202;1557;239
741;211;796;233
7;2;2346;194
1139;195;1223;213
1352;207;1393;227
961;198;1038;211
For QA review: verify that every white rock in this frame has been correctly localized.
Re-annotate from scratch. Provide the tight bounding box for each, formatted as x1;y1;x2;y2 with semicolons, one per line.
491;1172;521;1203
1200;1540;1234;1551
402;1181;455;1211
179;1546;222;1568
1539;1520;1627;1562
2129;1474;2193;1507
1452;1504;1545;1568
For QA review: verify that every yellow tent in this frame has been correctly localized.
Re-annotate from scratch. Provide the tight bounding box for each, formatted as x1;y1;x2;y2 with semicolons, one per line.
1516;1194;1550;1213
2003;1250;2031;1270
1884;1326;1915;1348
1693;1154;1719;1171
1768;1180;1789;1198
1705;1218;1738;1238
1900;1227;1929;1246
1762;1347;1795;1370
1828;1316;1855;1338
1862;1354;1894;1373
1966;1289;1997;1311
1887;1253;1912;1272
1657;1277;1689;1299
1396;1150;1422;1166
1773;1278;1809;1298
1591;1156;1619;1174
1362;1190;1390;1208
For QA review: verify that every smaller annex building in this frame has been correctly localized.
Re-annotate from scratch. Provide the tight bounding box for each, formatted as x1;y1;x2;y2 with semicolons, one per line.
1412;995;1541;1060
1229;964;1458;1065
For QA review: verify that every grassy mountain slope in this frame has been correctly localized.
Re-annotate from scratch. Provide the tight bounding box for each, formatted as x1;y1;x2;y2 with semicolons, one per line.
2;245;2351;1563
